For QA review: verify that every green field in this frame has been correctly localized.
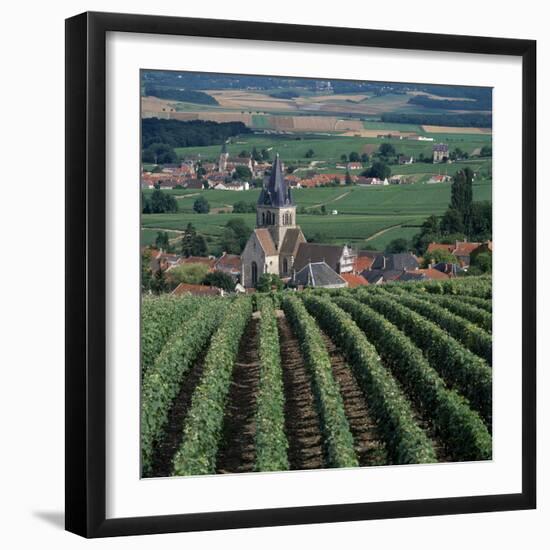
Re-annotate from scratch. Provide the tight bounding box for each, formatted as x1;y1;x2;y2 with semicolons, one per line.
141;178;491;252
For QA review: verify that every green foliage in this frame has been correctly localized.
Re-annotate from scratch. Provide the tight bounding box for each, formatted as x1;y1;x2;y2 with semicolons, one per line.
358;291;492;426
203;270;236;292
150;267;168;294
141;249;153;292
169;263;210;285
142;142;178;164
378;143;396;159
304;148;315;158
141;298;227;475
385;238;409;254
422;248;456;267
416;293;492;332
144;189;178;214
144;85;219;105
302;295;437;465
232;201;256;213
255;297;289;472
180;223;208;257
220;218;251;254
193;196;210;214
334;296;492;461
233;165;252;180
471;251;492;273
256;273;284;293
363;161;391;180
282;296;358;468
172;298;253;476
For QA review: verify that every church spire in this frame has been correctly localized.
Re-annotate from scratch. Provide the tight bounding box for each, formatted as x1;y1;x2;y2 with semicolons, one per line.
258;153;294;207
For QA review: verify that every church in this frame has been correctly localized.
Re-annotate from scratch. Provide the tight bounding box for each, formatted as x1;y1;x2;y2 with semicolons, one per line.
241;154;306;287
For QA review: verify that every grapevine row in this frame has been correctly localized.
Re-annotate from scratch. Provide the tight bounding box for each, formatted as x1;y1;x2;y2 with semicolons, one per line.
254;297;289;472
140;298;228;475
357;291;492;426
172;298;253;476
282;295;358;468
390;292;493;365
302;294;437;465
333;296;492;461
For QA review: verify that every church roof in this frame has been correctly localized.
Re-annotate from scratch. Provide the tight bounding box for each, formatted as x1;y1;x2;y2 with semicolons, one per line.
254;228;277;256
294;243;348;274
258;154;294;208
279;228;305;256
294;261;347;288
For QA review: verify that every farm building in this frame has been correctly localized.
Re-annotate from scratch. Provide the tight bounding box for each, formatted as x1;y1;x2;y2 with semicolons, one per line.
433;143;449;163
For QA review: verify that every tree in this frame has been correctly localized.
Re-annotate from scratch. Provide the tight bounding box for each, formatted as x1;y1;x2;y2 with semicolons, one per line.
193;196;210;214
203;270;235;292
142;142;178;164
149;189;178;213
180;223;207;257
233;165;252;180
238;150;250;158
363;161;391;180
256;273;284;292
470;251;492;273
304;149;315;158
141;249;153;293
348;151;360;162
378;143;396;159
360;153;369;163
150;267;168;294
320;205;327;215
345;171;353;186
470;201;492;240
450;168;474;235
440;208;465;234
385;238;409;254
169;263;210;285
422;248;456;267
261;148;271;160
480;145;492;157
155;231;170;250
220;218;251;254
251;147;262;162
340;154;348;162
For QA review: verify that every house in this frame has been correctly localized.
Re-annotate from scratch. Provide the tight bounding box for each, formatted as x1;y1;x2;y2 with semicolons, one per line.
426;239;491;268
212;180;250;191
214;253;242;281
240;154;307;287
427;174;451;184
398;155;414;165
184;179;204;190
406;135;434;142
346;162;363;171
341;273;369;288
293;243;356;276
172;283;224;297
180;256;217;270
353;252;379;273
369;253;420;272
433;143;449;163
294;261;348;289
399;268;449;281
357;177;389;186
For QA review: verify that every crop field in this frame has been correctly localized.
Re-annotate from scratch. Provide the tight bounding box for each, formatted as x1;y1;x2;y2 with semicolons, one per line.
141;181;491;250
141;278;493;477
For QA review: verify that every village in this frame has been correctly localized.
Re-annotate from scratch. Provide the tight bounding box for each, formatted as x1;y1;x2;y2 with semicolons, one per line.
143;151;491;297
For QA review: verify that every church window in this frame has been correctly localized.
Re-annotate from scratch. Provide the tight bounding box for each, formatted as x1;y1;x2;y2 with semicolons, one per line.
283;258;288;274
262;212;265;225
251;262;258;285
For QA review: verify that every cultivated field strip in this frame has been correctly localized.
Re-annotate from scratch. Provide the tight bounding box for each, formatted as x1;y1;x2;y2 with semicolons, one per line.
140;298;229;476
384;291;493;365
302;294;437;465
282;295;358;468
254;297;289;472
172;298;253;476
332;296;492;461
141;295;203;377
356;291;492;426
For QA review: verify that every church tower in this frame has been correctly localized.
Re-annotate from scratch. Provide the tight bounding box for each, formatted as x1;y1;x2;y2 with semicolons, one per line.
256;154;296;249
218;141;229;172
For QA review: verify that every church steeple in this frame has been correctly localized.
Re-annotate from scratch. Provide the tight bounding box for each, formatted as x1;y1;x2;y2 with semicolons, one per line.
258;154;294;208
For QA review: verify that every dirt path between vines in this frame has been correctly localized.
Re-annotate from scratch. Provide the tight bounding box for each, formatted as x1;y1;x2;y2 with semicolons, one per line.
278;315;326;470
364;223;403;243
148;347;209;478
216;318;261;474
321;333;388;467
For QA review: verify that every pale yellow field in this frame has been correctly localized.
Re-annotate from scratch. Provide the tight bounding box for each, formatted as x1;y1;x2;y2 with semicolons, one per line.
340;129;417;138
142;96;178;112
422;125;492;134
206;90;297;111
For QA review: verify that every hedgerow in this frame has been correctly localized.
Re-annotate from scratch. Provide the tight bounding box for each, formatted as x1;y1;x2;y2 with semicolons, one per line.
172;298;253;476
357;291;492;426
282;295;358;468
333;296;492;461
255;297;289;472
140;298;228;475
302;294;437;465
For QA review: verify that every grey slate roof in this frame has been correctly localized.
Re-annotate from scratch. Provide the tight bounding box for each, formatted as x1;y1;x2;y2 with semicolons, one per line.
258;154;294;208
362;270;402;284
371;253;419;271
294;243;345;273
279;228;305;256
294;262;347;288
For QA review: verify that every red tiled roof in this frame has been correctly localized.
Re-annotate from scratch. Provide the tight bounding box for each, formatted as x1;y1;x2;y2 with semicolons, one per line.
181;256;216;268
215;253;241;271
172;283;222;296
341;273;369;288
415;268;449;280
354;256;375;272
427;243;454;254
454;242;481;256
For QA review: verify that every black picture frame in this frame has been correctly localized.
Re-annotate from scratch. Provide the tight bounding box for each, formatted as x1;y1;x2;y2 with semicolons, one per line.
65;11;537;538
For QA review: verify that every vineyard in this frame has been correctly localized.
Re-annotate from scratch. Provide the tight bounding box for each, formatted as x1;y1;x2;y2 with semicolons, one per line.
141;277;493;477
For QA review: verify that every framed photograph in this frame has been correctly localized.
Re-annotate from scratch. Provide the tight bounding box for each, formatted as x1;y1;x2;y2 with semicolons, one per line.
65;11;536;538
